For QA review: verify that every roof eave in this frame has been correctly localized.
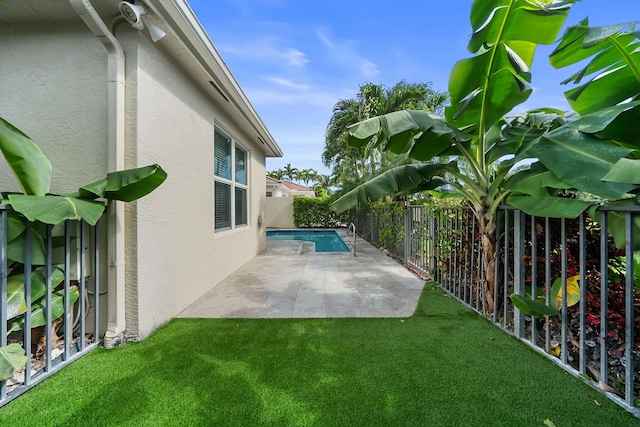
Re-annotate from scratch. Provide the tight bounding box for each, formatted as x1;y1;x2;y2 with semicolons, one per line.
148;0;283;158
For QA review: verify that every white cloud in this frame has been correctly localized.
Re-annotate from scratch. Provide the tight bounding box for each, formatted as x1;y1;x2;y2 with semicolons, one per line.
283;48;309;67
219;38;309;68
263;76;309;90
243;85;345;109
315;28;380;79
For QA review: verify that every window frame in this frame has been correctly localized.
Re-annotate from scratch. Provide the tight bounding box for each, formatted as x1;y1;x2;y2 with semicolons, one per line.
214;128;249;233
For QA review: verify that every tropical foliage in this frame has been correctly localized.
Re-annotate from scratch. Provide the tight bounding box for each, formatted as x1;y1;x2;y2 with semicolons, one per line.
323;81;448;194
268;166;323;188
292;196;349;228
0;116;167;381
333;0;640;313
266;169;284;180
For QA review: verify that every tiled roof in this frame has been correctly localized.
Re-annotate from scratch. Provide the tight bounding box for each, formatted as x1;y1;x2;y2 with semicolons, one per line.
266;176;313;191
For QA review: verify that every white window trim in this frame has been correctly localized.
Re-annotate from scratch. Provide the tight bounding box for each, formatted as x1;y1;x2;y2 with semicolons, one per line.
214;127;250;233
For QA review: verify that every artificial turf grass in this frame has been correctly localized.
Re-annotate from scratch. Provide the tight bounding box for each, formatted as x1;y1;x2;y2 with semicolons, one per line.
1;284;639;426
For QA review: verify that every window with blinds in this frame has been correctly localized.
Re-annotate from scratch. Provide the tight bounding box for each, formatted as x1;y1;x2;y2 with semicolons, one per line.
214;128;249;232
215;181;231;230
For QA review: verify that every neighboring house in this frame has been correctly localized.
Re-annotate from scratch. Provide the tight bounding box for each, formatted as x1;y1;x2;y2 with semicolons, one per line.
0;0;283;344
265;177;314;227
266;177;315;198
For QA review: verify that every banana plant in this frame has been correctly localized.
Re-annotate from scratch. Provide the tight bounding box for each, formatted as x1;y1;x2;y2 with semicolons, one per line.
0;115;167;381
7;286;80;335
333;0;579;313
333;1;640;311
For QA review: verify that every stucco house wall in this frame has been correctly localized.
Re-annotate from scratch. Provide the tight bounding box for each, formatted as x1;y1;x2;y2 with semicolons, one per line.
119;30;269;338
0;0;282;342
0;23;109;192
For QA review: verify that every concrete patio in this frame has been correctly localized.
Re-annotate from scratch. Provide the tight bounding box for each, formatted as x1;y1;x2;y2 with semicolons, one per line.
178;229;426;318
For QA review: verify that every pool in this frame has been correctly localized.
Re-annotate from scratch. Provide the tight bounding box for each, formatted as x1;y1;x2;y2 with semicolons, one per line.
266;230;351;252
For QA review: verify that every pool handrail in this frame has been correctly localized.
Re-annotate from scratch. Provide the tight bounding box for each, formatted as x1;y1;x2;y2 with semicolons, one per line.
347;222;357;256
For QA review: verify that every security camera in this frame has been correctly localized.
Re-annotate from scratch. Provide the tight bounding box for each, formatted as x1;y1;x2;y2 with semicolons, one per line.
119;1;145;29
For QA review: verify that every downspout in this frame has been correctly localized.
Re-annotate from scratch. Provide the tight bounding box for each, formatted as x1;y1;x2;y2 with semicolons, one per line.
69;0;126;348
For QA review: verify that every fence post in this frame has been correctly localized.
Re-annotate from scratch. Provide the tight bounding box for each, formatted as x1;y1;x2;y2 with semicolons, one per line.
0;207;7;400
429;209;435;274
404;198;410;264
624;211;635;407
513;210;526;339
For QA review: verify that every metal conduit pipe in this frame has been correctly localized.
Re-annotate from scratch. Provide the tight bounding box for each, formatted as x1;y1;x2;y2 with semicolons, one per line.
69;0;126;349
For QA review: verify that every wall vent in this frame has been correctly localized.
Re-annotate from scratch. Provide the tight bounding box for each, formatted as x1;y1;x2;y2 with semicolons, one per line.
209;80;230;102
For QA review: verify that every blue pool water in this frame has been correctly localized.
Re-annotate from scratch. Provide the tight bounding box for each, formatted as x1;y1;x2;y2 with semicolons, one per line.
266;230;350;252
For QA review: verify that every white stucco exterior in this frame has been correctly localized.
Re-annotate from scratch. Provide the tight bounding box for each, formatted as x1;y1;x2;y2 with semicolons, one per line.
0;23;108;192
0;0;282;341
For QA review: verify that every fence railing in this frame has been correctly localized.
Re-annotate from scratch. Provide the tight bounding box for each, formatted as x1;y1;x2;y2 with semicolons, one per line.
352;204;639;417
0;205;103;407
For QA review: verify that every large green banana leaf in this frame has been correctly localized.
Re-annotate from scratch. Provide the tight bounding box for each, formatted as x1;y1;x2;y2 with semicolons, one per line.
7;286;80;334
550;20;640;121
602;158;640;185
589;200;640;250
346;110;472;161
5;265;65;321
0;118;51;196
509;21;640;222
7;164;167;225
1;115;167;225
6;227;46;265
505;103;640;218
504;162;572;197
77;164;167;202
533;127;636;199
488;109;566;165
446;0;573;136
507;195;592;219
8;195;105;226
5;213;46;264
332;163;456;213
0;344;27;382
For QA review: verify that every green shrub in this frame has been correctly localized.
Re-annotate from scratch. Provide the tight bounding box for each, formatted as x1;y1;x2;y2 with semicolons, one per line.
293;196;349;228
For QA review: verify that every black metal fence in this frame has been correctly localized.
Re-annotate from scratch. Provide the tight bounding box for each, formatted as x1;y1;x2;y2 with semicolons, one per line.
0;205;103;407
352;204;407;260
353;204;640;417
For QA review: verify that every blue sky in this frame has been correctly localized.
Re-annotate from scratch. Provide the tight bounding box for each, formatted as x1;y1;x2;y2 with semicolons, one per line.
187;0;639;176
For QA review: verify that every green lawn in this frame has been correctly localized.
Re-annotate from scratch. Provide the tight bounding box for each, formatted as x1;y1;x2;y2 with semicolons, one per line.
1;284;638;426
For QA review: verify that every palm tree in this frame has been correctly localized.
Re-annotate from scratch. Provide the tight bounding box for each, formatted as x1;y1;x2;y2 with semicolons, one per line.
282;163;298;182
267;169;284;180
300;168;318;186
323;98;367;178
315;174;333;189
